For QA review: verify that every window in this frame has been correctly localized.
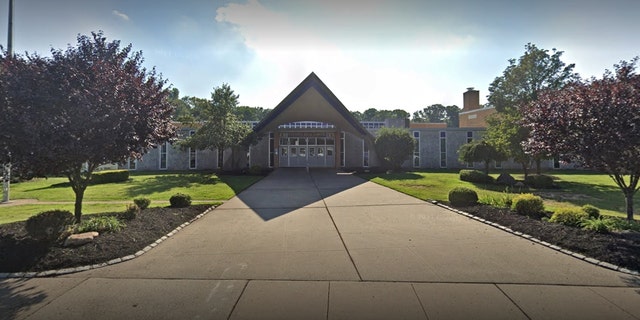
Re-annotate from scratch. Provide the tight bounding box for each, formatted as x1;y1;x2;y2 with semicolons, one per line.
159;142;168;170
340;132;345;167
439;131;446;168
495;161;502;169
188;130;196;169
554;155;561;169
127;158;137;170
467;131;473;143
217;150;224;169
362;140;369;167
269;132;274;167
413;131;420;168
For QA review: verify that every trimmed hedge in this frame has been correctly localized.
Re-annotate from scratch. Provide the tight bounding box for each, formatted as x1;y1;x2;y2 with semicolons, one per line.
581;204;600;219
91;170;130;184
511;194;544;216
133;198;151;210
25;210;74;241
459;169;494;184
448;187;479;207
524;174;554;189
550;207;589;227
170;193;192;208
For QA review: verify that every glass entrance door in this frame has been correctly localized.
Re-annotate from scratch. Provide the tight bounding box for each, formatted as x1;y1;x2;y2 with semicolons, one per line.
278;133;335;167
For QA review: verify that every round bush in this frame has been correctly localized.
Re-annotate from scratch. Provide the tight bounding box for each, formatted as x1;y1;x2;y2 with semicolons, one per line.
550;207;589;227
524;174;554;189
120;204;140;220
581;204;600;219
459;169;494;184
170;193;192;208
511;194;545;216
133;198;151;210
25;210;74;241
448;187;479;207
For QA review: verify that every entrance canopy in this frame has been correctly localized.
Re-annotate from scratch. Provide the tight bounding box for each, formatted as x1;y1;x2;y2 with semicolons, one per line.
253;72;372;138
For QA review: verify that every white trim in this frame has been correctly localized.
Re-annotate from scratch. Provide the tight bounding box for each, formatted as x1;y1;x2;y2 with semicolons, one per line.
159;142;168;170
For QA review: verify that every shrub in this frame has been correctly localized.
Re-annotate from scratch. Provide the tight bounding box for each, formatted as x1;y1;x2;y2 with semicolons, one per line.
75;216;125;233
511;194;545;216
133;198;151;210
448;187;479;207
524;174;554;189
581;204;600;219
549;207;589;227
248;165;263;175
119;204;140;220
91;170;130;184
25;210;75;241
581;218;612;233
170;193;192;208
459;169;494;184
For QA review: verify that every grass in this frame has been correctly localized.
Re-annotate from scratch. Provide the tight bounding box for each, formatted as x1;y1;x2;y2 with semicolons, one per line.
0;171;259;224
10;171;260;201
359;169;639;219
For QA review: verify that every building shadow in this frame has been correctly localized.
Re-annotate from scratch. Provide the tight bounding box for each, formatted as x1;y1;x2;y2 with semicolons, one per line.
233;168;367;221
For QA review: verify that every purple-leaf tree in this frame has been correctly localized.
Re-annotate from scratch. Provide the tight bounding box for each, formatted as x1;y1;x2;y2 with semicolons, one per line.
1;32;176;222
524;58;640;220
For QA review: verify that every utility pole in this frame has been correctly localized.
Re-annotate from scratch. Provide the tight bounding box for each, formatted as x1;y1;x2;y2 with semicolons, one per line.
3;0;13;203
7;0;13;57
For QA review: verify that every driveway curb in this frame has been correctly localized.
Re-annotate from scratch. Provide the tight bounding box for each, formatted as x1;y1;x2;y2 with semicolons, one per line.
433;201;640;276
0;206;217;279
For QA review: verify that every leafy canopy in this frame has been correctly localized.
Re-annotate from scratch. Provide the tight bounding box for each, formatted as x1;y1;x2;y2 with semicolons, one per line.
524;58;640;220
374;127;415;171
0;31;175;222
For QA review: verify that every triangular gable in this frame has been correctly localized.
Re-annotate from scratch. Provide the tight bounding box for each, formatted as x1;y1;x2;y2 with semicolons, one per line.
253;72;371;137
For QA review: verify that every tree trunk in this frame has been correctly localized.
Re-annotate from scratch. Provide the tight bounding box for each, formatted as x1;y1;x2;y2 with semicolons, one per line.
521;162;529;180
625;191;634;221
73;187;85;223
68;166;91;223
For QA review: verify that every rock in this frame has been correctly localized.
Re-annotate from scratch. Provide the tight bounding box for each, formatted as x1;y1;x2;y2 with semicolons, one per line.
64;232;99;247
496;173;517;186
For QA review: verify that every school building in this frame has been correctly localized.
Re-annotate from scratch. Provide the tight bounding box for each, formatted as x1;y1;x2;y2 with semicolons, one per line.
123;73;559;172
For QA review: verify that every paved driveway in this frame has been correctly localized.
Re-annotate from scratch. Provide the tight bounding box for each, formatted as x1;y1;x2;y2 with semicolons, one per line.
3;168;640;319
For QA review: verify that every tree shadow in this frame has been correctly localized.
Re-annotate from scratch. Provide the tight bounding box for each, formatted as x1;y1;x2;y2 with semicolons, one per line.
125;172;222;197
359;172;424;181
0;279;48;319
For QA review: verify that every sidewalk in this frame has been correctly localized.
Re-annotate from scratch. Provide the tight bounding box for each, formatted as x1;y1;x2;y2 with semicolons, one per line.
2;168;640;319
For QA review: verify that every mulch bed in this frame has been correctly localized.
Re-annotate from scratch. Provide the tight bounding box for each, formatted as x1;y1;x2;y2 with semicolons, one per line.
2;203;640;274
461;205;640;272
0;205;210;273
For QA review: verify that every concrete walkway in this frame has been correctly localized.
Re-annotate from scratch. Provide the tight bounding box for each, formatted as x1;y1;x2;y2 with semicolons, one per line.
3;168;640;319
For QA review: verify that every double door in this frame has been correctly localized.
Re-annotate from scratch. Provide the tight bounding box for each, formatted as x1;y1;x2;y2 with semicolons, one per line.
283;145;334;167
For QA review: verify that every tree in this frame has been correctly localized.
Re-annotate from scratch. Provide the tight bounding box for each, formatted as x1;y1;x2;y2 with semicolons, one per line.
0;32;176;222
360;108;409;121
233;106;271;121
485;43;578;176
374;127;415;171
412;104;460;127
168;88;193;121
524;59;640;220
181;84;252;170
458;140;507;174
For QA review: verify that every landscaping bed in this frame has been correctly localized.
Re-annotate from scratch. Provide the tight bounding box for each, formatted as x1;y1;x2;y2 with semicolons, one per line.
460;204;640;272
0;205;211;273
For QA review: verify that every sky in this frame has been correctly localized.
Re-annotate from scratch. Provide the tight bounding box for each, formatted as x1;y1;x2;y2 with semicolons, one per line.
1;0;639;113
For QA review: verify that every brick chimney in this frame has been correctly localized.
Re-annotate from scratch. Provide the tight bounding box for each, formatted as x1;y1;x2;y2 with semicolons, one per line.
462;87;480;112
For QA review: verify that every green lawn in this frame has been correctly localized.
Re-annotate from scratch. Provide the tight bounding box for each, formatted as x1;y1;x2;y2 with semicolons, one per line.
1;171;261;224
359;170;639;219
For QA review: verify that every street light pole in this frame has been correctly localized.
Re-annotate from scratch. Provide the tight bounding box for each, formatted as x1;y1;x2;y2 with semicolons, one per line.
7;0;13;57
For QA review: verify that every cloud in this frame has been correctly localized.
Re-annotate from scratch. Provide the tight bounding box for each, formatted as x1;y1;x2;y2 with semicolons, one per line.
214;0;477;111
112;10;130;21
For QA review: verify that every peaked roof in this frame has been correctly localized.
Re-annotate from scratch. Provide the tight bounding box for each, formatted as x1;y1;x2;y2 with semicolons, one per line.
253;72;371;137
